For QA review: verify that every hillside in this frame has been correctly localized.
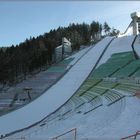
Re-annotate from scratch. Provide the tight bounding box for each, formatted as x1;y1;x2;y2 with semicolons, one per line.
0;21;119;88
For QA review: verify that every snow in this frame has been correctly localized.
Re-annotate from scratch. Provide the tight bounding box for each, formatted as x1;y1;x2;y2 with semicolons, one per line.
1;35;140;140
95;97;140;139
66;46;92;68
97;35;135;67
11;46;92;92
12;96;140;139
0;37;113;136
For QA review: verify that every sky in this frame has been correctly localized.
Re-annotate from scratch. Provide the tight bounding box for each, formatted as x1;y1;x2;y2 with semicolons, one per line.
0;1;140;47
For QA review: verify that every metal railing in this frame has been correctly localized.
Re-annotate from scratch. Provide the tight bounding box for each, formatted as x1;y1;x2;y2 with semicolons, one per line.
131;35;139;59
121;130;140;140
52;128;77;140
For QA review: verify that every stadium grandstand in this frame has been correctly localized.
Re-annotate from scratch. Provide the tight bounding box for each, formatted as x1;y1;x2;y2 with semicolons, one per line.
0;12;140;140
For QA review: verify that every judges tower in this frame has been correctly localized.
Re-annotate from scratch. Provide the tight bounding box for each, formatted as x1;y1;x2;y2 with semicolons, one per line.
131;12;140;35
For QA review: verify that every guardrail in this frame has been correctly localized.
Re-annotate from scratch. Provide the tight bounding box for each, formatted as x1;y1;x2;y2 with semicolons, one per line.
121;130;140;140
52;128;77;140
131;35;139;59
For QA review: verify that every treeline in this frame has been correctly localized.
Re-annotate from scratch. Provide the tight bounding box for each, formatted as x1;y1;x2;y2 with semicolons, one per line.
0;21;119;86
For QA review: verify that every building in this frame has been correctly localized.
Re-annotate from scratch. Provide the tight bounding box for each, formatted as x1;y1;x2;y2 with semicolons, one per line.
131;12;140;35
55;37;72;62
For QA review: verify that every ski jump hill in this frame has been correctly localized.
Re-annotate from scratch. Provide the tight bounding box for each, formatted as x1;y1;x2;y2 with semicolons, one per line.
0;34;140;140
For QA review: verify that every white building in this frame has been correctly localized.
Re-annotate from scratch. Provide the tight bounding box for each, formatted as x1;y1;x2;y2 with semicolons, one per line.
55;37;72;62
131;12;140;35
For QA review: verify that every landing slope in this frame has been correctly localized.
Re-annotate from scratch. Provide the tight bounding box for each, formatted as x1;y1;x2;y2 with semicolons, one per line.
0;37;113;136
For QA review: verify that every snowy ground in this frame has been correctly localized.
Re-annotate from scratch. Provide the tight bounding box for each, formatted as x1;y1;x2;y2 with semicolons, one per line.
1;35;140;140
97;35;135;67
9;95;140;140
66;45;92;68
0;37;113;136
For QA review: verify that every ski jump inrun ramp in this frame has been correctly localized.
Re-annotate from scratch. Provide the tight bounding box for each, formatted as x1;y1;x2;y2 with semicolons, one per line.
0;35;137;137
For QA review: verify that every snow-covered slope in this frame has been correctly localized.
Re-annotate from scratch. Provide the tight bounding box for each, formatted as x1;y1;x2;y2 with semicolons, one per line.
94;96;140;139
66;46;92;69
1;35;140;140
17;97;125;139
0;37;113;136
11;96;140;139
0;45;92;116
97;35;135;67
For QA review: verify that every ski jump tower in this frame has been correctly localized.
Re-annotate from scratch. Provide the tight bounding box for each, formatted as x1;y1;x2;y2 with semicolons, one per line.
118;12;140;37
131;12;140;35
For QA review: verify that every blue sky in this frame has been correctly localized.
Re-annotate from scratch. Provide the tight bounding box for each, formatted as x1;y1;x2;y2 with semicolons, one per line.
0;1;140;47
